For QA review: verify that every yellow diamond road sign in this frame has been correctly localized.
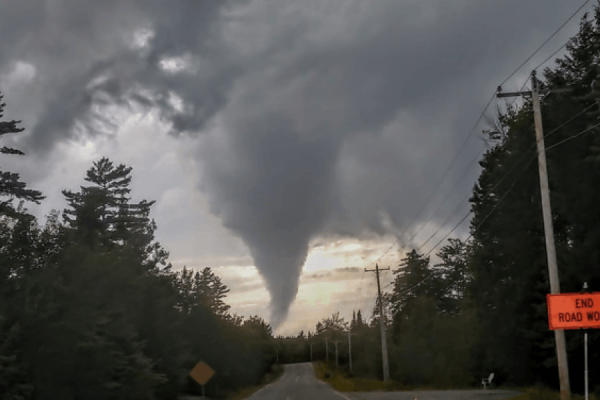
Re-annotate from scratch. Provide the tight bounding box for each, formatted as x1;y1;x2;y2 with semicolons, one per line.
190;361;215;385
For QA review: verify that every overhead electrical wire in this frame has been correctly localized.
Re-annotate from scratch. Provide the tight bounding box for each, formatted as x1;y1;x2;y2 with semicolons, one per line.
377;1;591;266
534;42;569;72
498;0;591;88
415;87;599;258
420;102;597;256
385;116;600;295
374;88;591;269
545;121;600;151
369;0;594;297
407;143;487;246
382;159;532;295
373;92;497;266
384;100;598;294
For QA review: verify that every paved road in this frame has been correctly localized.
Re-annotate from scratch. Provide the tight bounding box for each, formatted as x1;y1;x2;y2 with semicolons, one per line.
246;362;348;400
246;363;522;400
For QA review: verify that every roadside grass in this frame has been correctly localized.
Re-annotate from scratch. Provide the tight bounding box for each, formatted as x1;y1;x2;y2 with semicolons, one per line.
224;363;285;400
507;387;598;400
313;361;411;392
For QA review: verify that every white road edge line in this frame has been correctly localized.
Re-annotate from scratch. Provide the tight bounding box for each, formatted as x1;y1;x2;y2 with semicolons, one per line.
311;363;353;400
334;391;353;400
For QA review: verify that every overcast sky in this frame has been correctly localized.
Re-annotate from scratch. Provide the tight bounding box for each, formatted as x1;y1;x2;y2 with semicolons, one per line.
0;0;592;335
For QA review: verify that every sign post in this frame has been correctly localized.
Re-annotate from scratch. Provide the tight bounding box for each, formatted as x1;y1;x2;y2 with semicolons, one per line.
584;329;588;400
582;282;589;400
189;361;215;399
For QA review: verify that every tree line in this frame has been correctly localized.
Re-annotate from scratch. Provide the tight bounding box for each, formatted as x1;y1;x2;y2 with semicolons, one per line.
0;99;276;399
277;6;600;396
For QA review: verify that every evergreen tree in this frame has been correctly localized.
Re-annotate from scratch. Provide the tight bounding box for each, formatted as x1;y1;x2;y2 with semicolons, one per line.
0;318;32;400
62;157;168;269
0;92;44;217
390;250;443;322
467;7;600;387
195;267;231;317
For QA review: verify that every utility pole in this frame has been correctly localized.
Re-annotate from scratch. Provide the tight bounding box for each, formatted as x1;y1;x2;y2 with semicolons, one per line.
310;343;313;363
334;340;340;369
497;70;570;400
348;330;352;373
365;263;390;383
326;337;329;363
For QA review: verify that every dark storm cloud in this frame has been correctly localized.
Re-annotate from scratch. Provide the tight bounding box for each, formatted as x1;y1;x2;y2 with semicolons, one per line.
0;0;244;153
0;0;590;326
197;0;587;325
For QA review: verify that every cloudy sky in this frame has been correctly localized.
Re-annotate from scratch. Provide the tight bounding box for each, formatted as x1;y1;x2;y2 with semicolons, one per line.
0;0;592;335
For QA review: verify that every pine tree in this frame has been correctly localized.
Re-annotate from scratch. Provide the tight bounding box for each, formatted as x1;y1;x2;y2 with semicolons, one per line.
466;7;600;385
433;238;471;312
390;250;440;319
62;157;168;269
194;267;231;317
356;309;364;328
0;92;44;217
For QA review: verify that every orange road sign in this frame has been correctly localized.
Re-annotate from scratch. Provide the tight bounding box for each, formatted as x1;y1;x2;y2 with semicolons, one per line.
190;361;215;385
547;292;600;330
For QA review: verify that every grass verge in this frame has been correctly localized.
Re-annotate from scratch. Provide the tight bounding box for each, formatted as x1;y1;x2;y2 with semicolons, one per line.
507;387;598;400
224;363;285;400
313;361;410;392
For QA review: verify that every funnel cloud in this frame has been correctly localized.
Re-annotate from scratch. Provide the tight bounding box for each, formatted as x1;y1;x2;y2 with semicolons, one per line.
0;0;580;327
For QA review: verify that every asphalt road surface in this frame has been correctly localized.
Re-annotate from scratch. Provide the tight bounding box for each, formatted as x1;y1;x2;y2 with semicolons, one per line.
245;363;522;400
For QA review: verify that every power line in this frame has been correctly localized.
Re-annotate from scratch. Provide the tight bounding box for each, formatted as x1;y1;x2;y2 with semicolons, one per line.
412;100;596;260
376;105;598;397
383;160;532;296
462;157;536;244
408;143;487;244
378;97;596;276
378;18;591;266
407;77;585;255
417;190;471;253
374;91;496;265
546;121;600;151
534;42;569;72
532;3;598;74
499;0;591;88
458;117;600;246
407;138;535;257
374;3;595;298
545;101;599;139
371;1;594;294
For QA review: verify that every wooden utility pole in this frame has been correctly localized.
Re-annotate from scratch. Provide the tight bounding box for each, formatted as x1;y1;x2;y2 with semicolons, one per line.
310;343;313;362
348;330;352;373
326;337;329;362
497;70;570;400
365;264;390;383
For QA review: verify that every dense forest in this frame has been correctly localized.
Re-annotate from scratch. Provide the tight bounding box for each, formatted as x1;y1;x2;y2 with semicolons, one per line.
277;7;600;396
0;101;275;398
3;4;600;400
